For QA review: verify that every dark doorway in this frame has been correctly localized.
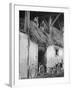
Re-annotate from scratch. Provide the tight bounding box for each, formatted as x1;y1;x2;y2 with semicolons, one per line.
38;46;46;74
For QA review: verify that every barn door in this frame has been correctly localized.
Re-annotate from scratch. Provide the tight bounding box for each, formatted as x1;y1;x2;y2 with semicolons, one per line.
19;33;38;79
19;32;28;79
19;11;38;79
19;11;30;79
29;41;38;78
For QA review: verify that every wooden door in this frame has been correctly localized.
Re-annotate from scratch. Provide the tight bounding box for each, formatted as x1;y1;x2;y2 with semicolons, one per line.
29;41;38;78
19;11;38;79
19;32;28;79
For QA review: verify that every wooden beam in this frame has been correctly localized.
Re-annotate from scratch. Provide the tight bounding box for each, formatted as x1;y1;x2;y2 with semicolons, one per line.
51;14;61;26
24;11;30;78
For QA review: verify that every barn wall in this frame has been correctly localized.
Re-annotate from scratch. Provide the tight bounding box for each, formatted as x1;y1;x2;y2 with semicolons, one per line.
19;32;28;79
19;32;38;79
45;45;56;69
29;41;38;78
45;45;64;73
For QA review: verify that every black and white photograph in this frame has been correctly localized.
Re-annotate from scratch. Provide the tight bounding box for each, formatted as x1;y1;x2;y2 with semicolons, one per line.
19;10;64;79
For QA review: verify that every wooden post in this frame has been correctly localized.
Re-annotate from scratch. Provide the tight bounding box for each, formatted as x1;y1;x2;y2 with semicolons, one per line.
24;11;30;32
24;11;30;78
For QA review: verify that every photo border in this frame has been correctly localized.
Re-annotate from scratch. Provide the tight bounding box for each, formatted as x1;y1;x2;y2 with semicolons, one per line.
9;3;70;87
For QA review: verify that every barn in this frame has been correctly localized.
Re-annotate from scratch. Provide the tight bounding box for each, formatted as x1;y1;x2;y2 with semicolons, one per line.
19;11;64;79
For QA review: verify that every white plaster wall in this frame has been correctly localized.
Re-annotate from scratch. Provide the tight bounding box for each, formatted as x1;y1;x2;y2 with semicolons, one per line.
45;45;56;68
45;45;64;71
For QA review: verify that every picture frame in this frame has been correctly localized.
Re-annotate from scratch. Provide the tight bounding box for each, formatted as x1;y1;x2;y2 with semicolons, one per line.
9;3;70;87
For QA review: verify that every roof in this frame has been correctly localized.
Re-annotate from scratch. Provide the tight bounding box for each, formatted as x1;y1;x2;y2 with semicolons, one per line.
28;21;63;47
